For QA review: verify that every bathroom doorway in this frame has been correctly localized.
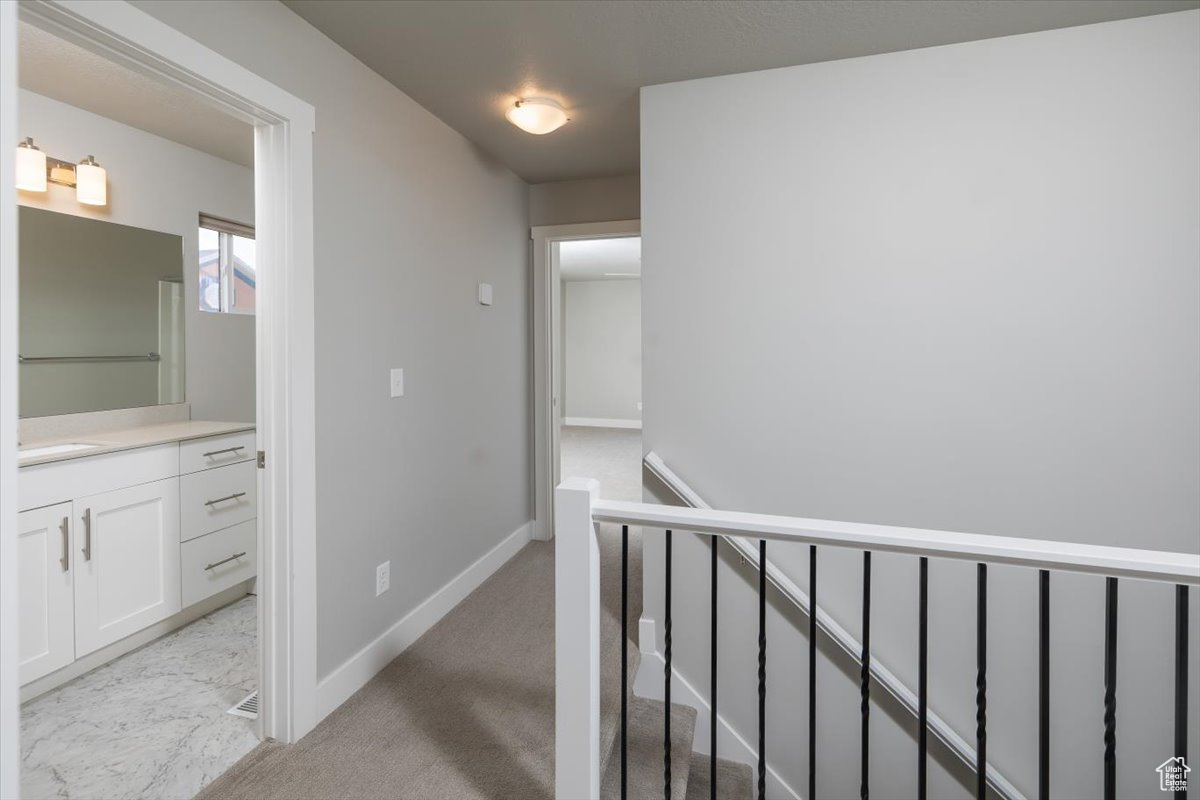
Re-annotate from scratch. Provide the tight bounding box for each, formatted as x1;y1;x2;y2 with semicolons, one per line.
0;4;317;797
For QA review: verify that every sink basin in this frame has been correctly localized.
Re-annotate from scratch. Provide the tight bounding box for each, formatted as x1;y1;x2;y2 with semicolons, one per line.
19;442;103;460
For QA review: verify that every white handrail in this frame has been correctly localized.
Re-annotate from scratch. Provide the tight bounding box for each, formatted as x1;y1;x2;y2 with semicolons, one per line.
642;453;1024;799
624;459;1199;585
555;467;1199;800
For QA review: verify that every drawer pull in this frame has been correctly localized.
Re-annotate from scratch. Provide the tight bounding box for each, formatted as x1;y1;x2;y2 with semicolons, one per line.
205;491;247;507
202;445;245;458
82;507;92;561
60;516;69;572
205;552;247;571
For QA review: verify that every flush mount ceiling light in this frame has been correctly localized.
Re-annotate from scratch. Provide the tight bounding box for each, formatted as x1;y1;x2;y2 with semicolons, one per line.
505;98;569;135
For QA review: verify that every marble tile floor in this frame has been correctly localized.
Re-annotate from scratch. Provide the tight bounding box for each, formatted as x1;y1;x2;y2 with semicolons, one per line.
21;595;259;800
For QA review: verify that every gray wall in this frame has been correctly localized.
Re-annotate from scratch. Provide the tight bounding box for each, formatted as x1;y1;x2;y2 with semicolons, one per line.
529;174;639;226
135;0;532;680
641;11;1199;800
563;279;641;422
17;89;255;422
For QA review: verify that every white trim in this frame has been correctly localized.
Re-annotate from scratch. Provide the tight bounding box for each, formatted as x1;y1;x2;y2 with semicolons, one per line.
0;4;21;795
596;487;1199;586
563;417;642;430
554;479;602;800
633;618;801;800
8;0;319;749
315;521;533;720
531;220;641;542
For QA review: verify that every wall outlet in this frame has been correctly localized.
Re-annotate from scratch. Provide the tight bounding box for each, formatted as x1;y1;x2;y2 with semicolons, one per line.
390;368;404;398
376;561;390;596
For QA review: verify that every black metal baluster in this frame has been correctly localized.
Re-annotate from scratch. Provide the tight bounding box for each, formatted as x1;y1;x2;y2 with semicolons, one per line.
664;530;673;799
1177;585;1189;800
1039;570;1050;800
809;545;817;800
977;564;987;799
1104;577;1117;800
621;524;629;800
758;540;767;800
918;557;928;800
710;536;718;800
861;551;871;800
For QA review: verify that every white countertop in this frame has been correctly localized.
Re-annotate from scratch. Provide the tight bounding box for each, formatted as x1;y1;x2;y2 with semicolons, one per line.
18;421;255;468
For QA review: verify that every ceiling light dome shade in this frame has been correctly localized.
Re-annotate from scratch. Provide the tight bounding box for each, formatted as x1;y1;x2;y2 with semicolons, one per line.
16;137;47;192
506;98;568;135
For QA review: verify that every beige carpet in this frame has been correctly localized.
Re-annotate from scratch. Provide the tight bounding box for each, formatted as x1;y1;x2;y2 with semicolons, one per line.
198;524;642;800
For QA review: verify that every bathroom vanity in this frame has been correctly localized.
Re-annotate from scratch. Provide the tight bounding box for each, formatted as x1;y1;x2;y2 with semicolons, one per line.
15;205;259;698
18;422;258;687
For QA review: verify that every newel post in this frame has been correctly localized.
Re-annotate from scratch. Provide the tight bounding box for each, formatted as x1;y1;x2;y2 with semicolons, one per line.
555;477;601;800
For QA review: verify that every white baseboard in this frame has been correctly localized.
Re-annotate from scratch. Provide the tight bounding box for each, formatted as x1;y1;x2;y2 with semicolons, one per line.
634;617;802;800
563;417;642;430
315;521;533;721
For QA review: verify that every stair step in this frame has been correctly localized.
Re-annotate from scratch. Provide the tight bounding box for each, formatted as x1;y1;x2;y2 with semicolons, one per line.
682;752;755;800
601;697;697;800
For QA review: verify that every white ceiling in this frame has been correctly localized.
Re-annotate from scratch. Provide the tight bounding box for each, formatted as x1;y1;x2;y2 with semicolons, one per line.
18;22;254;168
283;0;1197;183
560;237;641;281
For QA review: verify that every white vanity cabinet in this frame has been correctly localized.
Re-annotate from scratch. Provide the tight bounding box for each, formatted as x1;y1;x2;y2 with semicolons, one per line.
73;478;181;657
17;427;256;688
17;503;75;684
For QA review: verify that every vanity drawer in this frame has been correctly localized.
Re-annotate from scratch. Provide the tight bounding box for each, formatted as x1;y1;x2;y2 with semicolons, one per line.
181;520;256;608
180;460;257;542
179;431;255;475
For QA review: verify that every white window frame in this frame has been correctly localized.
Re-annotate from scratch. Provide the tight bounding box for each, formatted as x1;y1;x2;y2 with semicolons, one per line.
199;214;256;315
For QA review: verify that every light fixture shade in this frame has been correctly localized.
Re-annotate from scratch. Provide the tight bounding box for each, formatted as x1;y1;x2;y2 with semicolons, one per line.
16;138;47;192
75;156;106;206
506;98;568;135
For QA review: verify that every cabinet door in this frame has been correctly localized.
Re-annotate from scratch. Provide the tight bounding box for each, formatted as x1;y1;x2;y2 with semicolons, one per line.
73;478;181;657
18;503;75;684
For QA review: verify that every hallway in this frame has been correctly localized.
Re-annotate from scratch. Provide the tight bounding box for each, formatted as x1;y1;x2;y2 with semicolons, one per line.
198;427;643;798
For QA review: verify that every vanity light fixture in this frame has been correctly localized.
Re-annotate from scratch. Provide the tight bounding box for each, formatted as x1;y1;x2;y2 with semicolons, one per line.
75;156;107;206
505;98;569;135
13;137;108;206
15;137;47;192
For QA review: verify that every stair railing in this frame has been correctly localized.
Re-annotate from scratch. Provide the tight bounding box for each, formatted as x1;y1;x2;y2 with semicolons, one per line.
554;476;1198;800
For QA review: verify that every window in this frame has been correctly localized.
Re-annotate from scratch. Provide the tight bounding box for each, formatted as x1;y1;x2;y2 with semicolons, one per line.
199;214;256;314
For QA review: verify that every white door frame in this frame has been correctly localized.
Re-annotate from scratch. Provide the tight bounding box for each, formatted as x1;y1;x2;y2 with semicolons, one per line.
0;4;319;788
531;220;640;541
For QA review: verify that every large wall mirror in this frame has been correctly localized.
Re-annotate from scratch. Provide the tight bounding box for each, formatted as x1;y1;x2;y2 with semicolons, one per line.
19;207;185;417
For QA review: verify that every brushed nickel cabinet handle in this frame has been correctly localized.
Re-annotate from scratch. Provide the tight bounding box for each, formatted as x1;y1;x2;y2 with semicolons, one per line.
60;516;69;572
82;508;92;562
205;552;247;571
204;491;247;507
202;446;245;458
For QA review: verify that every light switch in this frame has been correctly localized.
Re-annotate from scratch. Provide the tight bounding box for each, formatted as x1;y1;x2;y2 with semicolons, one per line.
390;368;404;398
478;283;493;306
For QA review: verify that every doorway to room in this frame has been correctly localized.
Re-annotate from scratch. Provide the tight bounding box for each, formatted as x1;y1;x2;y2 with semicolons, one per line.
557;237;643;504
1;4;317;799
531;219;641;540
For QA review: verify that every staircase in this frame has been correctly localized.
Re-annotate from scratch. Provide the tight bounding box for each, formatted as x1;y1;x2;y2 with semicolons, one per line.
595;522;754;800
